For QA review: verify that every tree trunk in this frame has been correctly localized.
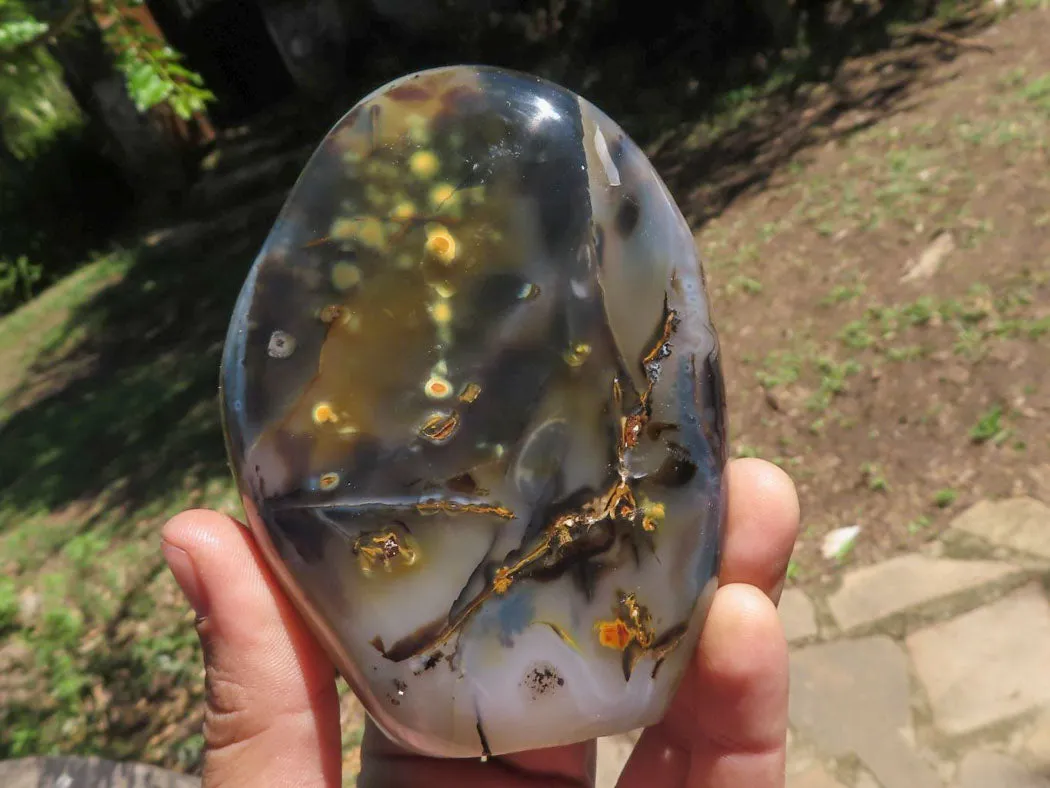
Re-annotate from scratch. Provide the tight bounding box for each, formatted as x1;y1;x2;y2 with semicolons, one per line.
47;8;188;211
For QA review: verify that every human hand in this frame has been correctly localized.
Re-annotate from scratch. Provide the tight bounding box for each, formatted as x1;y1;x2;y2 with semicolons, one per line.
162;457;799;787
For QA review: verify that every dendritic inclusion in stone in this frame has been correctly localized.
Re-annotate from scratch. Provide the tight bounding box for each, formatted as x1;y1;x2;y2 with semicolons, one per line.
220;65;727;758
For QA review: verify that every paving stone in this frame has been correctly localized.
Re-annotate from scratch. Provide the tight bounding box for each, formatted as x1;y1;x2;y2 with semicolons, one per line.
951;497;1050;559
1027;464;1050;504
788;764;848;788
786;730;819;778
596;730;641;788
780;588;819;642
789;636;940;788
0;756;199;788
827;553;1021;629
906;583;1050;736
1024;709;1050;768
955;751;1050;788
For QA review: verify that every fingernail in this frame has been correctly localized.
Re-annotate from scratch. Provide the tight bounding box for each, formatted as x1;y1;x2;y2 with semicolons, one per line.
163;542;209;618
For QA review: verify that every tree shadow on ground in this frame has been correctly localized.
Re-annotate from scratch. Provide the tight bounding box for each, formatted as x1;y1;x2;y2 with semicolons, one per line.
0;4;999;541
0;187;286;535
651;32;990;228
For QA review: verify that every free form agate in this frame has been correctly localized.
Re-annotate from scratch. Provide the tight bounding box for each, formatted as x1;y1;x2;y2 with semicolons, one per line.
220;65;727;758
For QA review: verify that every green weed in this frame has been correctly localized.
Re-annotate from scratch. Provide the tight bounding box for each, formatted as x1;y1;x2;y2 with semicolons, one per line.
970;405;1010;444
907;514;932;534
1019;73;1050;113
727;274;764;295
861;462;890;492
838;319;875;349
807;356;862;412
933;488;958;508
821;283;866;306
0;575;17;632
756;350;804;390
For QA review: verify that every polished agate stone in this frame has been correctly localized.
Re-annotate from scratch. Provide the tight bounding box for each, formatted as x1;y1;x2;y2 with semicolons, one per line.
220;65;727;758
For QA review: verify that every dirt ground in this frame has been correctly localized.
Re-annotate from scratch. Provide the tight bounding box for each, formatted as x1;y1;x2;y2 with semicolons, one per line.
696;6;1050;584
0;2;1047;781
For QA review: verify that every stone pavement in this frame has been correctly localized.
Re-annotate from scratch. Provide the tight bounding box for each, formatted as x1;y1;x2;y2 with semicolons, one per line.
597;497;1050;787
0;755;199;788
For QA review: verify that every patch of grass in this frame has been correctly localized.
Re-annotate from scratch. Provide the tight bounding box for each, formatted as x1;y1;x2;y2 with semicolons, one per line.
174;734;206;772
1018;73;1050;114
885;344;926;361
756;350;804;390
828;278;1048;369
725;242;760;270
902;297;936;326
861;462;890;492
726;274;764;295
959;216;995;249
907;514;932;534
952;326;987;359
807;356;862;412
952;70;1050;151
838;319;875;349
0;575;17;632
970;404;1011;445
821;283;866;306
933;488;958;508
757;220;786;243
1022;315;1050;339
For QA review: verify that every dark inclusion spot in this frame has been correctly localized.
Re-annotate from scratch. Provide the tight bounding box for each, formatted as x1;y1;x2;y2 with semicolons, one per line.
615;194;641;236
420;652;442;672
591;221;605;266
521;663;565;700
446;472;482;495
386;678;408;706
651;442;698;487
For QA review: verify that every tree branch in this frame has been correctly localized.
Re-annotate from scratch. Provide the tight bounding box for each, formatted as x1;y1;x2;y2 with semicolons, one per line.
0;0;90;62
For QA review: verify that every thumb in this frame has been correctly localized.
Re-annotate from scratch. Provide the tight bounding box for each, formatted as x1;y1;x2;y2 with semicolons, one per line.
162;508;342;787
